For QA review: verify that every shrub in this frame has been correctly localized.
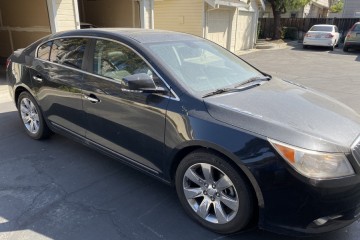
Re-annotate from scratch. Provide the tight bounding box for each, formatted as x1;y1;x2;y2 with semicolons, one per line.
282;27;298;40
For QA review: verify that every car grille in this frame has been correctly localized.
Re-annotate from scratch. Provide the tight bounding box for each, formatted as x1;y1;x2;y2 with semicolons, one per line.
351;136;360;165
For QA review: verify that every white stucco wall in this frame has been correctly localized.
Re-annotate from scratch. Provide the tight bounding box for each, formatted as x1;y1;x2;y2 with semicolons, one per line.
47;0;79;33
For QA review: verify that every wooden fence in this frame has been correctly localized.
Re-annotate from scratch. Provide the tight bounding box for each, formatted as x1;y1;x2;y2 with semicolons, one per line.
258;18;360;39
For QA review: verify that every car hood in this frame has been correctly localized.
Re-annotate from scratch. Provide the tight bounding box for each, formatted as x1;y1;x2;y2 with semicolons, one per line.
204;78;360;153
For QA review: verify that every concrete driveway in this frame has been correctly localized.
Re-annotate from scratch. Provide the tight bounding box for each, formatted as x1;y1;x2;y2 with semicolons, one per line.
0;44;359;240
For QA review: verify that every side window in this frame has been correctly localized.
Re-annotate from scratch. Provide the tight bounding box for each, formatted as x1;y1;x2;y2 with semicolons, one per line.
50;38;88;69
93;40;164;87
37;41;52;61
335;26;339;33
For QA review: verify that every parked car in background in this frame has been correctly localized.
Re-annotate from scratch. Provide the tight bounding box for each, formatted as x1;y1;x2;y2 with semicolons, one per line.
6;29;360;236
303;24;340;51
344;22;360;52
80;22;97;29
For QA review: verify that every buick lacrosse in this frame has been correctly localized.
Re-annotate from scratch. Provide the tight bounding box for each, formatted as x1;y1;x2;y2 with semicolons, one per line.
6;29;360;235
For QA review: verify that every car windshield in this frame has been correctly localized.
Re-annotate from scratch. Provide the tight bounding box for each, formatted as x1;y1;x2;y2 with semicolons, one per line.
146;40;262;96
310;26;333;32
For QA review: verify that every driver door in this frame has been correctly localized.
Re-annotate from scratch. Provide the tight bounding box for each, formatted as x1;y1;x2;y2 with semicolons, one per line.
82;39;170;173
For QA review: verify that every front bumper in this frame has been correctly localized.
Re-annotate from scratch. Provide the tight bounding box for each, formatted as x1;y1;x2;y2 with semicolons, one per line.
344;41;360;49
245;148;360;236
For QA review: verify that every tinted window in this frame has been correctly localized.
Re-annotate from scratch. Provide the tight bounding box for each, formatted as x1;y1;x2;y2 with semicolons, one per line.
353;24;360;32
310;26;333;32
147;40;260;95
93;40;163;86
37;41;52;60
50;38;88;69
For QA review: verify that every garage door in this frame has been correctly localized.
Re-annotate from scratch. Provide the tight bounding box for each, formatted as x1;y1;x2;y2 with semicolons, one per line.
235;11;255;50
206;9;232;49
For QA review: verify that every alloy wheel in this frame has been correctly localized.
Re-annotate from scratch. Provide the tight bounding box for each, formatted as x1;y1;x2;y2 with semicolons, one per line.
182;163;239;224
20;98;40;134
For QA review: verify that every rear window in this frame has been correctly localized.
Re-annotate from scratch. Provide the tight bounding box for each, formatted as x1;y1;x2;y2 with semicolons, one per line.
310;26;333;32
37;41;52;61
353;24;360;32
50;38;88;69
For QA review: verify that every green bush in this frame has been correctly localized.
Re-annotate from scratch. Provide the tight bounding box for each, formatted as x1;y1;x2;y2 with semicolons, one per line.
282;27;298;40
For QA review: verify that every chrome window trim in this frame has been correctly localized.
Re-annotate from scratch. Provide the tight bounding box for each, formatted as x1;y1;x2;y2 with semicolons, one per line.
35;35;180;101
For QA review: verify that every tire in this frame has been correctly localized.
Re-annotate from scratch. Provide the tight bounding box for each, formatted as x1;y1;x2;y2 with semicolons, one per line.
329;45;335;51
17;91;50;140
303;45;308;49
175;150;254;234
343;46;349;52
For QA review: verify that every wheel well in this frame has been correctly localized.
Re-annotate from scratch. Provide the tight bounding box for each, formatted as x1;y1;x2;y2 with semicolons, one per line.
171;146;260;222
14;86;28;106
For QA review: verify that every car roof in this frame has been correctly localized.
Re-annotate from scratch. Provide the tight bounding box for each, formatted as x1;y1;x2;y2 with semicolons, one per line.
51;28;201;44
312;24;335;27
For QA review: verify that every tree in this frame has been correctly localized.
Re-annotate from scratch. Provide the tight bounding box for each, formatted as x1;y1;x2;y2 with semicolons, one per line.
329;0;344;13
267;0;311;39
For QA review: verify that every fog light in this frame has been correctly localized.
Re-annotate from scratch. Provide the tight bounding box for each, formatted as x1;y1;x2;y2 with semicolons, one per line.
313;215;342;226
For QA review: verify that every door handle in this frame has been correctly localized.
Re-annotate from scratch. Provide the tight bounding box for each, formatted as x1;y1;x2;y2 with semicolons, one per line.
84;94;100;103
33;75;43;82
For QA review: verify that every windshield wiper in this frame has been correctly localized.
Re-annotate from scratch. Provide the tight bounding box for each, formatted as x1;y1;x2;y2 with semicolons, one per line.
202;75;271;98
235;75;271;88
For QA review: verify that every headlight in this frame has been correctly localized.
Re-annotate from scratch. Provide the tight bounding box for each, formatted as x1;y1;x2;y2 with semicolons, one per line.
269;139;355;179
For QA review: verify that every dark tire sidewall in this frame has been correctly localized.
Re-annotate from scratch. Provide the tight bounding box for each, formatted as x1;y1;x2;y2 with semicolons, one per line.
175;150;254;234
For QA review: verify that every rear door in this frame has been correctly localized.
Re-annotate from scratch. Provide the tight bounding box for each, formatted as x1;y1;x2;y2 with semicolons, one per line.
32;38;89;136
82;39;171;173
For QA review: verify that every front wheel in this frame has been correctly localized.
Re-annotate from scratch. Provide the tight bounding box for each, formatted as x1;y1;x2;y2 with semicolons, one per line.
175;150;254;234
17;91;50;140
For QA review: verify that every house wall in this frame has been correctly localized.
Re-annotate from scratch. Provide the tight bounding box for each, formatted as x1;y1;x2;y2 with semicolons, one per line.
262;2;303;18
154;0;203;36
315;0;330;8
79;0;140;28
205;1;257;52
233;0;258;51
206;5;235;49
54;0;79;31
0;0;51;58
262;0;328;18
342;0;360;18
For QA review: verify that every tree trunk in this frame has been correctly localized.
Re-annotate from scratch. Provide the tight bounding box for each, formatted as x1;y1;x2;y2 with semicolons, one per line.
272;9;282;39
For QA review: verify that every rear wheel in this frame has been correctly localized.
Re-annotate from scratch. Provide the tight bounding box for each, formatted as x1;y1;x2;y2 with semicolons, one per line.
175;150;254;234
17;91;50;140
343;46;349;52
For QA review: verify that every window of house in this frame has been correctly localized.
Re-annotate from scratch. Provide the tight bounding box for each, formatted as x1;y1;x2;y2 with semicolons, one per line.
37;41;52;61
93;40;163;87
290;13;297;18
50;38;88;69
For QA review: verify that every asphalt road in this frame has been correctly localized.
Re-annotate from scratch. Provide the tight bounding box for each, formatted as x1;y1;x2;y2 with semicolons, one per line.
0;44;359;240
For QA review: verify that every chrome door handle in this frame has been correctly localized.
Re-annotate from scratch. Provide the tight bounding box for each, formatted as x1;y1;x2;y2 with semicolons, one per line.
33;76;43;82
84;95;100;103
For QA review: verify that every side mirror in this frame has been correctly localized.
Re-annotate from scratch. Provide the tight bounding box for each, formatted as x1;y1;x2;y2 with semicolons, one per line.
122;73;166;93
